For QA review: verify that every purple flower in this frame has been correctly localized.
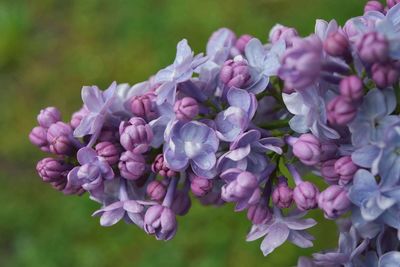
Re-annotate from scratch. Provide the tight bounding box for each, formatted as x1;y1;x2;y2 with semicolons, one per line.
151;154;176;178
68;147;114;191
291;134;322;166
371;62;399;88
36;157;72;183
220;57;252;89
334;156;358;185
247;202;272;225
246;209;316;256
130;92;157;121
244;38;284;94
206;28;236;65
144;205;177;241
95;141;121;165
70;107;89;129
269;24;298;47
163;120;219;178
173;97;199;121
233;34;253;55
323;31;350;58
327;96;358;126
364;1;384;13
118;151;146;180
279;35;323;90
37;107;61;128
318;185;351;219
220;168;261;211
339;75;364;102
272;179;293;209
321;159;340;184
47;122;75;155
146;180;166;201
190;175;213;197
154;39;207;105
293;181;320;211
119;117;153;154
356;32;389;63
29;126;49;152
73;82;118;144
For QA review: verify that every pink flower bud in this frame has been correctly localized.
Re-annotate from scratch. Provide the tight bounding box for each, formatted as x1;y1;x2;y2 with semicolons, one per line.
334;156;358;185
118;151;146;180
37;107;61;128
293;181;319;211
235;34;253;54
340;75;363;101
371;62;399;88
292;134;321;166
320;159;340;184
318;185;351;219
119;117;153;154
47;122;74;155
247;203;272;225
220;58;251;88
36;158;72;183
95;142;121;165
272;180;293;209
70;107;89;129
146;180;166;201
324;31;350;57
190;176;213;197
269;24;298;47
29;126;49;152
144;205;177;241
356;32;389;63
130;92;157;121
364;1;384;13
327;96;357;126
387;0;400;8
151;154;176;177
174;97;199;121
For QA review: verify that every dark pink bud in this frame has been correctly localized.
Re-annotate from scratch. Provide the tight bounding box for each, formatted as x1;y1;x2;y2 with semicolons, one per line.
371;62;399;88
29;126;49;152
119;117;153;154
387;0;400;8
151;154;176;177
318;185;351;219
190;176;213;197
130;92;157;121
364;1;384;13
36;157;72;183
47;122;74;155
293;181;319;211
334;156;359;185
324;31;350;58
37;107;61;128
272;181;293;209
220;58;251;88
146;180;166;201
171;191;191;216
235;34;253;54
247;203;272;225
340;75;364;101
95;142;121;165
356;32;389;63
320;159;340;184
174;97;199;121
292;134;321;166
118;151;146;180
327;96;357;126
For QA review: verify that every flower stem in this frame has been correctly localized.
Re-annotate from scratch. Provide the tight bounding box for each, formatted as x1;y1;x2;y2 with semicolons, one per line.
259;119;290;130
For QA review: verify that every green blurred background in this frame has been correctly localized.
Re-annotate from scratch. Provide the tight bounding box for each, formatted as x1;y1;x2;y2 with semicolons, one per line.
0;0;364;266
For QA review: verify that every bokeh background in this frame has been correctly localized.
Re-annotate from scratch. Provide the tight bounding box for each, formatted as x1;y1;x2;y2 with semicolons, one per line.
0;0;365;266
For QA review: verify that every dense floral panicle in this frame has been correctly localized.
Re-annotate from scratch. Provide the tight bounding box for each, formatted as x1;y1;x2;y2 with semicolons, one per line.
118;151;146;180
29;4;400;263
37;107;61;128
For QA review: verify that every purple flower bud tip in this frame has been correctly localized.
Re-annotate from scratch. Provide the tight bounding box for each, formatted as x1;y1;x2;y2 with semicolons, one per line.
118;151;146;180
356;32;388;64
235;34;253;54
190;176;213;197
144;205;177;241
95;141;121;165
293;181;319;211
334;156;358;185
387;0;400;8
270;24;298;46
320;159;339;184
220;58;251;89
171;191;191;216
37;107;61;128
272;181;293;209
339;75;363;101
147;180;166;201
247;203;272;225
119;117;153;154
173;97;199;121
292;134;321;166
151;154;176;178
130;92;157;121
47;122;74;155
371;63;399;88
318;185;350;219
323;31;349;58
36;158;71;183
29;126;49;151
364;0;384;13
327;96;357;126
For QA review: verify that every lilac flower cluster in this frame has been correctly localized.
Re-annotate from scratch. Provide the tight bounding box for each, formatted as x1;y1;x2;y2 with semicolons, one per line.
30;1;400;265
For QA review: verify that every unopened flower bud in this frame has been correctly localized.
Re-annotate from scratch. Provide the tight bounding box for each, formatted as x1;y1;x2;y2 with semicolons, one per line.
334;156;358;185
220;58;251;88
293;181;319;211
371;62;399;88
364;1;384;13
36;157;71;183
118;151;146;180
235;34;253;54
95;142;121;165
292;134;321;166
130;92;157;121
119;117;153;154
190;176;213;197
272;180;293;209
340;75;363;101
144;205;177;241
151;154;176;177
356;32;389;63
327;96;357;126
324;31;350;58
174;97;199;121
47;122;74;155
318;185;351;219
321;160;340;184
387;0;400;8
146;180;167;201
29;126;49;152
247;203;272;225
37;107;61;128
269;24;298;47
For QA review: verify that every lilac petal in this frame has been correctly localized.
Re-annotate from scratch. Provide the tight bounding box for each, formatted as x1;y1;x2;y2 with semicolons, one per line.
102;201;124;212
379;252;400;267
225;145;251;161
255;137;284;154
227;88;258;119
123;200;144;213
230;130;260;150
216;107;249;142
285;218;317;230
191;163;217;178
287;230;314;248
348;170;379;206
192;152;216;171
77;147;98;164
126;212;144;228
180;121;210;143
352;145;380;168
164;147;189;171
247;75;270;95
220;168;241;182
82;86;104;112
73;114;96;137
235;199;249;212
100;208;125;226
260;223;290;256
245;38;266;69
289;115;309;133
246;224;271;242
156;81;176;105
67;167;80;186
174;39;192;65
361;197;385;221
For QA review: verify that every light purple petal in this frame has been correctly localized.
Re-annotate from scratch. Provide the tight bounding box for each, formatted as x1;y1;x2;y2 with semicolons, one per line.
100;208;125;227
77;147;98;164
260;222;290;256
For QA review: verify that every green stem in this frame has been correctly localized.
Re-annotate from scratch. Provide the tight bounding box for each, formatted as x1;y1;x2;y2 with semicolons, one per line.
259;119;290;130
